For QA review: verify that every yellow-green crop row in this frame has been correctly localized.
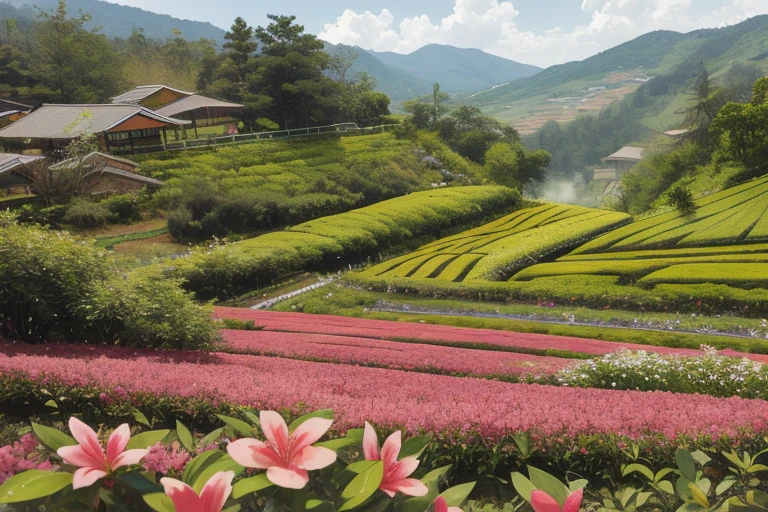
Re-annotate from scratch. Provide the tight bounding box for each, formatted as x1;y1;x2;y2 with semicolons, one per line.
639;263;768;288
573;174;768;253
560;243;768;261
361;204;629;283
160;186;520;299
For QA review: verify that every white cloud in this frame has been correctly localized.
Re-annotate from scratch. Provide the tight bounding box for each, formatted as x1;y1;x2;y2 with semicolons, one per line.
319;0;768;68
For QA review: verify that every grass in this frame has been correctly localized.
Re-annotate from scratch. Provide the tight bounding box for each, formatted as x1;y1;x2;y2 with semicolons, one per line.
95;227;169;249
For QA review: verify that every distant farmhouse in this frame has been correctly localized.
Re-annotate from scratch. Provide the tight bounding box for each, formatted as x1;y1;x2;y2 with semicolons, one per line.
0;104;189;155
601;146;645;175
112;85;244;139
0;99;32;129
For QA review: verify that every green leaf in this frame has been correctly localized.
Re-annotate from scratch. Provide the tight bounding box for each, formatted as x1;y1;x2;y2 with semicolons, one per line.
688;482;709;508
527;466;568;506
676;449;697;482
345;460;379;474
232;474;274;499
691;451;712;466
339;460;384;511
399;434;432;459
217;414;256;437
176;420;195;452
243;411;260;427
724;450;747;470
748;464;768;474
658;480;675;495
0;470;73;503
44;399;58;409
126;430;171;451
132;408;151;427
569;479;588;492
622;463;654;481
31;422;76;451
422;465;452;486
716;478;737;496
192;454;244;494
655;467;677;483
306;499;334;511
143;492;175;512
183;450;221;484
288;409;334;432
118;472;162;495
439;482;476;507
316;428;364;451
511;472;536;503
199;428;225;449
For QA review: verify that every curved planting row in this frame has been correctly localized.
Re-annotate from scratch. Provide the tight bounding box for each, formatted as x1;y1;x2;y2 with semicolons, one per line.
3;342;768;440
214;308;768;362
221;329;573;378
159;186;519;300
358;204;629;283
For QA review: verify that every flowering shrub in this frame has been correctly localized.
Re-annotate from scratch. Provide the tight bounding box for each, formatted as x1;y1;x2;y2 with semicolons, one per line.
0;433;54;484
0;412;473;511
557;348;768;399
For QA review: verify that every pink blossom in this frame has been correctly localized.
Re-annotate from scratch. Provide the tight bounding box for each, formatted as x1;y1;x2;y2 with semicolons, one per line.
0;433;54;484
143;442;190;475
214;308;768;362
435;496;463;512
161;470;234;512
57;417;149;489
531;488;583;512
223;330;569;377
363;422;428;498
227;411;336;489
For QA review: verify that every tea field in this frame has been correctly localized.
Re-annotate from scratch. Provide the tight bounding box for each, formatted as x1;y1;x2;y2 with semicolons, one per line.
350;175;768;317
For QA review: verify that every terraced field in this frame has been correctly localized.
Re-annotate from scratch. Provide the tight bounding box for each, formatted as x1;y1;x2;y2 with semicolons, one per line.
514;175;768;290
360;204;629;282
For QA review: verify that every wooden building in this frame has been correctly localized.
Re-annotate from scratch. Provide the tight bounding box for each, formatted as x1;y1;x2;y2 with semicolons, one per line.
0;104;189;155
601;146;644;175
0;153;44;189
48;152;163;195
0;99;33;129
112;85;244;138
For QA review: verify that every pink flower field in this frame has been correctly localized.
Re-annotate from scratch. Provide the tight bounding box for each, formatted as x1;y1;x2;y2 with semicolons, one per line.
222;329;571;377
3;342;768;440
214;307;768;362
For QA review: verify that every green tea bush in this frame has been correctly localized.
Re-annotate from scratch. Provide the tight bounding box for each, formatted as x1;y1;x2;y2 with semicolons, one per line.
61;199;111;228
166;187;519;299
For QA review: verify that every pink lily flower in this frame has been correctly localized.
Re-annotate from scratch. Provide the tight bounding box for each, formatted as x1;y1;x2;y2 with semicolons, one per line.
435;496;463;512
531;488;583;512
160;470;235;512
56;417;150;489
362;422;428;498
227;410;337;489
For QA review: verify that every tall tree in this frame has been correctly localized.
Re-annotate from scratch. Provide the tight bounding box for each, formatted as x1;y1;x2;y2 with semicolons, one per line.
222;17;256;83
31;0;122;103
253;14;330;129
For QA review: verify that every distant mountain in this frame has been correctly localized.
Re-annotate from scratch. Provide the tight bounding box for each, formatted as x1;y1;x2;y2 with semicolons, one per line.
324;43;541;104
5;0;226;44
370;44;542;94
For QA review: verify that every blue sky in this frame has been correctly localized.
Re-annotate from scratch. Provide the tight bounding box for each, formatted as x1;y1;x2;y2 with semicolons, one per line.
104;0;768;67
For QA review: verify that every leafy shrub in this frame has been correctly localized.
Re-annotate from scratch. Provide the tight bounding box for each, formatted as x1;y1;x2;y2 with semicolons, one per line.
16;203;68;227
666;185;696;216
167;207;194;240
101;193;142;224
78;269;220;351
0;221;110;341
62;199;111;228
0;219;217;348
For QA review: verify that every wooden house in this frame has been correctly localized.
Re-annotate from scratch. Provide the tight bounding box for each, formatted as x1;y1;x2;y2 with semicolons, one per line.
0;104;190;155
112;85;244;138
601;146;644;175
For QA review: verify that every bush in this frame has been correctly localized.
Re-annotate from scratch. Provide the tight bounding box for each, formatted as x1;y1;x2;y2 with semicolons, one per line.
78;269;220;351
62;199;111;228
101;193;142;224
0;219;218;348
0;221;110;341
666;185;696;216
167;207;194;240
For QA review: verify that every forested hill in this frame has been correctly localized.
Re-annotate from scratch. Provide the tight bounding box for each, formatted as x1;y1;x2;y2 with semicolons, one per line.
4;0;227;43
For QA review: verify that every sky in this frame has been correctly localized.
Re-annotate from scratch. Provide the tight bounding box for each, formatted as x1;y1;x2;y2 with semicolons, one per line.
103;0;768;67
